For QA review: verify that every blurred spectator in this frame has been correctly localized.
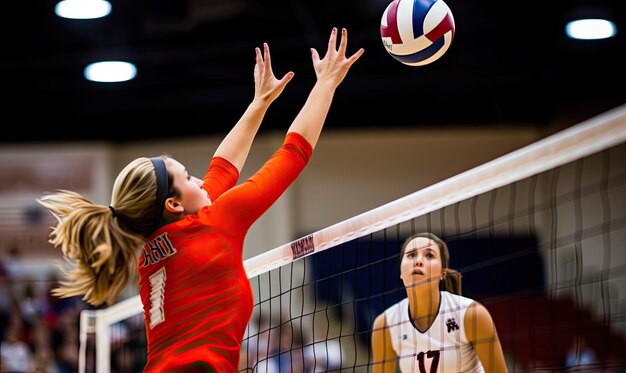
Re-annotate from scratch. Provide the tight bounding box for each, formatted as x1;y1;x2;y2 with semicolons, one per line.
20;280;44;330
33;348;58;373
1;319;34;372
29;318;57;373
0;252;90;372
51;307;80;373
303;338;342;372
0;263;15;342
242;315;343;373
3;246;22;283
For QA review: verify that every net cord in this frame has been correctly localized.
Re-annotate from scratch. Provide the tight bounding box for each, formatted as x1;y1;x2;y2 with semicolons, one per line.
244;103;626;277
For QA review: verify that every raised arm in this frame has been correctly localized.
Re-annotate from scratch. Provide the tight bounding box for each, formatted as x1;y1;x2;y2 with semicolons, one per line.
214;42;294;172
465;302;508;373
287;27;364;149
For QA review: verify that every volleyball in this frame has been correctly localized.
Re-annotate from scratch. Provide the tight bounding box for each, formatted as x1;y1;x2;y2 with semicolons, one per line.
380;0;455;66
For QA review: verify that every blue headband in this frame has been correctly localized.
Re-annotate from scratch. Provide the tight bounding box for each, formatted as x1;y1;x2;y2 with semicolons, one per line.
150;157;169;226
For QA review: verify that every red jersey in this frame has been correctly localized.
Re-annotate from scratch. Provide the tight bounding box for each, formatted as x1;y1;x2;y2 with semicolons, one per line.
138;133;312;372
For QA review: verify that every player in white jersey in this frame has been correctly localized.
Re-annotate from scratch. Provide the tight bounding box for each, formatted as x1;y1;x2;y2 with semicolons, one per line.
371;233;508;373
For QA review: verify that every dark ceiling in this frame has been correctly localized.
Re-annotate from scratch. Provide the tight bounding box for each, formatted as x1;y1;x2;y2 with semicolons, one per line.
2;0;625;143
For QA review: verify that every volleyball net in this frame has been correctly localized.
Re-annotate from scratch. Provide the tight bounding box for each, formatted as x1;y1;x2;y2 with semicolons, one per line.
79;104;626;372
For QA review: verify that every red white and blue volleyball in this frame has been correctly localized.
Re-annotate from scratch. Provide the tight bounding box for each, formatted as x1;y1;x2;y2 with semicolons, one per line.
380;0;455;66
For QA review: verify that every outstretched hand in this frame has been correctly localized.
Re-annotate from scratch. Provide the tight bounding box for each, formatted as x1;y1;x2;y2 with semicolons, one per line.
311;27;365;89
254;42;294;104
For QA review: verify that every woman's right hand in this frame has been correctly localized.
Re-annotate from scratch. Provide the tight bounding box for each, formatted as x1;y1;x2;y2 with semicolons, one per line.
310;27;364;89
253;42;294;104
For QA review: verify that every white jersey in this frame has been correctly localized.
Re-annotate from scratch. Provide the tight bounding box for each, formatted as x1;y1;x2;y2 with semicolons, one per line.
383;291;485;373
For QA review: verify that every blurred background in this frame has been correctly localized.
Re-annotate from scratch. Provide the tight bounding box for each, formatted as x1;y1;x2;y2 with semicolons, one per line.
1;0;625;371
2;0;625;143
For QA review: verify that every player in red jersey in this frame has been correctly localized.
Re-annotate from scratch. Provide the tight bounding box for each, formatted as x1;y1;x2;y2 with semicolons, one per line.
38;27;363;372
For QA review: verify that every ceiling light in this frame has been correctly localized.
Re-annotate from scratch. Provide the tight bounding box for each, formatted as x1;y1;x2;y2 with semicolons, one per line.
55;0;111;19
84;61;137;83
563;3;618;40
565;18;617;40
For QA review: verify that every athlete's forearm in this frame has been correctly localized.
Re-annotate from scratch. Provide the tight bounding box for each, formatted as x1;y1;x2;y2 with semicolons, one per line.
214;99;272;172
286;81;336;149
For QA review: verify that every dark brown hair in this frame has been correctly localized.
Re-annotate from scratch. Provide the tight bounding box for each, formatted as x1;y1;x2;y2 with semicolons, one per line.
401;232;462;295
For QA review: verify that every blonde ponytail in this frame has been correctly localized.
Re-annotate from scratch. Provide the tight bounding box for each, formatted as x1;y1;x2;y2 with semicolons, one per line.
38;190;143;305
38;156;167;305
